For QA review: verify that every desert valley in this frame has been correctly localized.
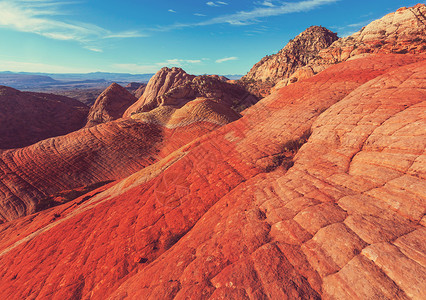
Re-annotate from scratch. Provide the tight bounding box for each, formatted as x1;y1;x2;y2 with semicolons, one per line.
0;2;425;299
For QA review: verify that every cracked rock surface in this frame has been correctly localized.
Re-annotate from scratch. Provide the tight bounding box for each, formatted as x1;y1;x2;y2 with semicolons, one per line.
0;54;424;299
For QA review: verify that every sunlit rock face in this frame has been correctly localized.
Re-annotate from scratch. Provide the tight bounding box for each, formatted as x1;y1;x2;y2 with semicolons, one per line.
0;4;425;299
0;53;424;299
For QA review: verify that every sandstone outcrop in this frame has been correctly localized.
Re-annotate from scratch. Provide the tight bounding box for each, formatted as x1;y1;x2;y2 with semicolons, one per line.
125;67;258;115
124;67;195;116
318;3;426;63
239;26;338;96
86;83;137;127
0;54;423;299
0;5;425;299
241;4;426;96
133;84;147;98
0;94;239;222
0;86;89;149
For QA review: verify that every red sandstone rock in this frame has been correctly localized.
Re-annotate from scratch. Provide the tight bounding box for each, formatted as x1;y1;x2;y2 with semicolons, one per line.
124;67;195;116
240;4;426;96
86;83;137;127
125;68;258;116
133;84;147;98
319;3;426;63
0;95;239;222
0;86;89;149
0;54;424;299
239;26;338;96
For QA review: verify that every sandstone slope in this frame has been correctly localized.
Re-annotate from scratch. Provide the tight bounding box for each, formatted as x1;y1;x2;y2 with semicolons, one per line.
0;86;89;149
0;54;423;299
0;96;239;222
86;83;137;127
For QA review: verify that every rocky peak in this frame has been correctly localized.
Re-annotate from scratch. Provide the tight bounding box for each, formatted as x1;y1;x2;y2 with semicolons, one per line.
241;26;338;85
86;83;137;127
124;67;195;116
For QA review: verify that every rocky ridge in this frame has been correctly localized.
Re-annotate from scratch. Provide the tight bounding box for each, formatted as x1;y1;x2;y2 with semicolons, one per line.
125;67;195;116
86;83;137;127
240;26;338;96
242;4;426;96
0;93;240;222
125;67;258;116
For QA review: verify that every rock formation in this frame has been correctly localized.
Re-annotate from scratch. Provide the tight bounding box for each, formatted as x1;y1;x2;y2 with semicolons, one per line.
241;3;426;96
124;67;195;116
0;94;239;222
0;53;423;299
133;84;147;98
0;5;424;300
0;86;89;149
125;67;258;115
318;3;426;63
239;26;338;96
125;82;147;98
86;83;137;127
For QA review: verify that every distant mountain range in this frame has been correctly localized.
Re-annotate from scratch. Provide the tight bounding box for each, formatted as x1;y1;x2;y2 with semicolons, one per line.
0;71;242;90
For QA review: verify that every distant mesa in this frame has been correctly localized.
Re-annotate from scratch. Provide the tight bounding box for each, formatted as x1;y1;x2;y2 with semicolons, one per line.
86;83;137;127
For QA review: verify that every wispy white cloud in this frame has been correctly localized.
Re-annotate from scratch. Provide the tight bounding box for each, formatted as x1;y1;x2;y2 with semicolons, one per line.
158;0;339;30
207;1;228;7
84;46;103;53
257;1;275;7
216;56;238;63
0;0;146;47
331;18;371;37
200;0;339;26
159;59;202;66
113;59;203;73
168;9;177;13
194;13;207;17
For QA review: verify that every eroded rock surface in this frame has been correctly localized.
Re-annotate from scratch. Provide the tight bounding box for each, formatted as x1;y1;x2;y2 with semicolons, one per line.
0;54;423;299
0;86;89;149
0;96;239;222
319;3;426;63
124;67;195;116
125;68;258;115
241;4;426;96
86;83;137;127
242;26;338;84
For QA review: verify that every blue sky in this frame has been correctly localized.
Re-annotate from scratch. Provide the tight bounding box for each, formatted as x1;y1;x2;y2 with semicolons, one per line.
0;0;421;75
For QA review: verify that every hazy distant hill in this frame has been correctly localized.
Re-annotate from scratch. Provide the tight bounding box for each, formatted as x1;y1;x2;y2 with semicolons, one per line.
0;71;242;90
